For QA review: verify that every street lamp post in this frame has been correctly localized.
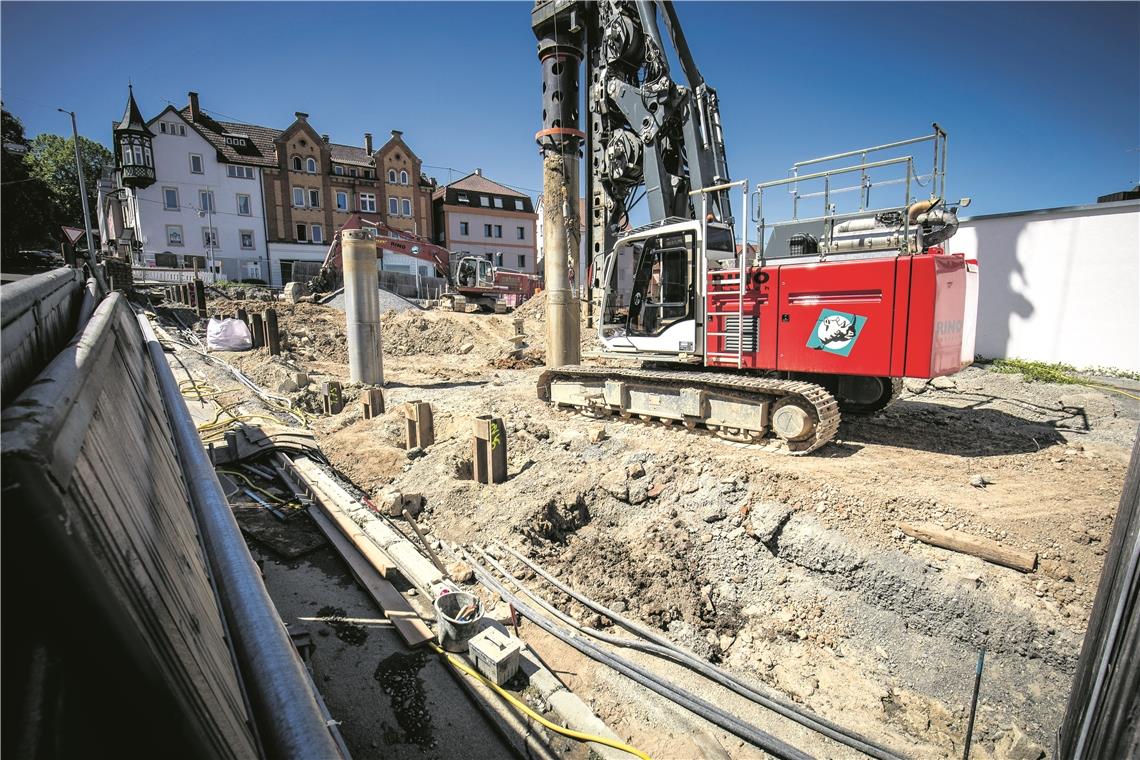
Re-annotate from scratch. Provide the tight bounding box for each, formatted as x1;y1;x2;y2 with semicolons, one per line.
58;108;98;273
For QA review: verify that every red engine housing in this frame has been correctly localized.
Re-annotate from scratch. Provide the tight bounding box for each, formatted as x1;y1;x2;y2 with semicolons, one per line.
706;252;977;379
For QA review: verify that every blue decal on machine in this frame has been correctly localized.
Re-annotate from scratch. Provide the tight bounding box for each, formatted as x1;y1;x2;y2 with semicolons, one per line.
806;309;866;356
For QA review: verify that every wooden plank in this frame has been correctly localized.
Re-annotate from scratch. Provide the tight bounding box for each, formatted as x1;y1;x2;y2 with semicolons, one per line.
898;522;1038;573
291;460;397;577
308;508;433;647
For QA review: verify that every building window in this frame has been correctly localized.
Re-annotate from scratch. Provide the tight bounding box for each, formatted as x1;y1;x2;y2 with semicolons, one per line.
350;168;358;177
517;226;525;240
401;198;411;216
198;189;214;212
308;189;321;208
359;193;376;212
291;156;303;171
311;224;323;244
388;197;398;215
494;197;503;209
306;157;317;174
388;169;397;182
144;147;153;167
457;192;469;204
336;191;348;211
202;227;219;249
334;166;344;175
227;165;254;179
518;254;526;269
480;195;490;207
160;122;167;134
240;230;255;250
236;193;251;216
514;199;524;210
460;221;469;236
292;187;305;207
400;170;408;185
165;225;184;246
163;187;179;210
483;223;492;237
295;223;307;242
189;154;204;174
365;169;373;179
494;224;503;238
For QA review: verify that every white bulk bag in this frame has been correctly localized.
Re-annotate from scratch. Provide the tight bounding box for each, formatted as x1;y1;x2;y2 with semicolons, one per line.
206;317;253;351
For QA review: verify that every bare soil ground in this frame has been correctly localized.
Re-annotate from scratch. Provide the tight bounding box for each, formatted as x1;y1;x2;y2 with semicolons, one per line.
198;297;1138;759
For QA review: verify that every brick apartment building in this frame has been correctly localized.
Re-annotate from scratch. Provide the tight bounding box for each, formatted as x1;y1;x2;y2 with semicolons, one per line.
432;170;538;275
174;92;435;285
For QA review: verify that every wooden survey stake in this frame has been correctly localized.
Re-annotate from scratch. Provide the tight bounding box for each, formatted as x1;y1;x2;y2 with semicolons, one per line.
472;415;507;484
404;401;434;449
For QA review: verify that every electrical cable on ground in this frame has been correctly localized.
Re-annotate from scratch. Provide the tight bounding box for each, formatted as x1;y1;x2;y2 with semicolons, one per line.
459;548;813;760
429;642;652;760
494;544;907;759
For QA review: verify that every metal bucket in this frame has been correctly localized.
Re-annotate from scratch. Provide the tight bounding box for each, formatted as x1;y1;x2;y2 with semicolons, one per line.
434;591;485;652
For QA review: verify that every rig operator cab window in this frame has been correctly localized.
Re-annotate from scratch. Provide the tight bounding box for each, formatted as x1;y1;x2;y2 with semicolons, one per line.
628;232;694;336
600;223;701;356
455;257;494;289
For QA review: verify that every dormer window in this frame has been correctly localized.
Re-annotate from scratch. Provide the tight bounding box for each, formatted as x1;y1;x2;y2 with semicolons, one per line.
457;192;469;204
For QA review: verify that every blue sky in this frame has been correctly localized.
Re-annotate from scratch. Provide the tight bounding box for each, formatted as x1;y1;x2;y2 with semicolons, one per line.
2;1;1137;218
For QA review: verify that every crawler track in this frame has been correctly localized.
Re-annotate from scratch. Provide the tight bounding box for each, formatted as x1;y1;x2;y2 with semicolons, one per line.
538;365;841;455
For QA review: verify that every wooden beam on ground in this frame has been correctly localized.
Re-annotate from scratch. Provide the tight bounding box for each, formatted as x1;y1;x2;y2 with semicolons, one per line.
290;460;396;578
308;509;433;648
899;522;1038;573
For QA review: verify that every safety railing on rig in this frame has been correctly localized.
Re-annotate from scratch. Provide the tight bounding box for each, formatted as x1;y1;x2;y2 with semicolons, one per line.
751;123;949;260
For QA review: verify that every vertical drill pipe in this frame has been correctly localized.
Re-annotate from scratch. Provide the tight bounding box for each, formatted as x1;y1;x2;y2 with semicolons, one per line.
542;155;581;367
534;6;583;368
341;229;383;384
962;648;986;760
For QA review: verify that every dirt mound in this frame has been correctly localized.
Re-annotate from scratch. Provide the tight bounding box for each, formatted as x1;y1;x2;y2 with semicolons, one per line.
382;311;485;356
513;292;546;321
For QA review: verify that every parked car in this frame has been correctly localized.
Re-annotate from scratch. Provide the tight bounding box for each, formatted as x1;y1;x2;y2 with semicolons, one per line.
2;249;61;274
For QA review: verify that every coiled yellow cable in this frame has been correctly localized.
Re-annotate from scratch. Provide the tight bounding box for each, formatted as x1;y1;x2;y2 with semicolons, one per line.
429;642;651;760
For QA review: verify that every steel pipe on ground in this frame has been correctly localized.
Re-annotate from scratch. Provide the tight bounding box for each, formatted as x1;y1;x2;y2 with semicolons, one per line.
490;544;906;760
460;548;812;760
138;314;342;760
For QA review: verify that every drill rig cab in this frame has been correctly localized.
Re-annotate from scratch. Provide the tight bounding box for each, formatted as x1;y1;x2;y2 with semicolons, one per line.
599;218;735;360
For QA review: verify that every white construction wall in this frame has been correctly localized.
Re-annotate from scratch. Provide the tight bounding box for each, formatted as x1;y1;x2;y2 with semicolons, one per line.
952;200;1139;373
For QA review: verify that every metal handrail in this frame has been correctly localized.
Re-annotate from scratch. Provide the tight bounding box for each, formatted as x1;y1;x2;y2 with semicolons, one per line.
791;132;937;170
756;156;914;192
138;314;344;760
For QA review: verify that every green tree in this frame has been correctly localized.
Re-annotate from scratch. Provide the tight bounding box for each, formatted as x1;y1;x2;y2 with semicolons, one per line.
25;129;113;242
1;107;55;254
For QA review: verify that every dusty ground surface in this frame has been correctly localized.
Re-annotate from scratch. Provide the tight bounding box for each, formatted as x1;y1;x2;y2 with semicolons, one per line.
186;295;1137;759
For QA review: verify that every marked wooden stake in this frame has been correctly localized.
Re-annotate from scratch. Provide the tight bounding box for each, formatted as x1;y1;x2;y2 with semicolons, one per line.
193;279;207;318
322;380;344;415
472;415;507;484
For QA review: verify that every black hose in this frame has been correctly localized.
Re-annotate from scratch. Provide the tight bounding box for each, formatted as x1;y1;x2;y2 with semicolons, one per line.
459;548;814;760
487;545;907;760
